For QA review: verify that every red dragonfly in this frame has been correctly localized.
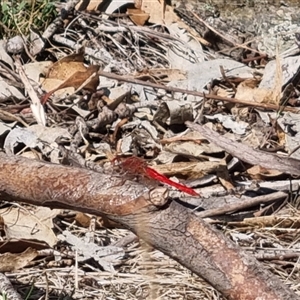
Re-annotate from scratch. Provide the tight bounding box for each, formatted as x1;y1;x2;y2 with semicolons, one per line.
113;156;199;196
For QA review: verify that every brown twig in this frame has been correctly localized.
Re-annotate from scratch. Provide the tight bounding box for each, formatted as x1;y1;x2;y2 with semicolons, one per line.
98;70;300;113
197;191;287;218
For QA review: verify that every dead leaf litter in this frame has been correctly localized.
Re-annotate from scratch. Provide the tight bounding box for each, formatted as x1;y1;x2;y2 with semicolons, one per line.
0;0;300;299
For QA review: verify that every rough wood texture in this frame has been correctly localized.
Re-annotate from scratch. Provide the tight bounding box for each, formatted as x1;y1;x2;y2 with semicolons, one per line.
111;202;299;300
0;273;22;300
0;153;298;299
0;153;168;216
186;121;300;176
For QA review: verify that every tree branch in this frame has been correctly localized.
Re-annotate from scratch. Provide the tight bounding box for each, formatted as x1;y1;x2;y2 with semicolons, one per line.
0;153;297;300
186;121;300;176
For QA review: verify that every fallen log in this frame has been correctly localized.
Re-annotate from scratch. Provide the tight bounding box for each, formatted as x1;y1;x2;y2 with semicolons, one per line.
0;153;297;300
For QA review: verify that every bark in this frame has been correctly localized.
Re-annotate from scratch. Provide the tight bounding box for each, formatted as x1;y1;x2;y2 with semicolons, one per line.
111;203;298;300
186;121;300;176
0;153;298;300
0;153;169;216
0;273;22;300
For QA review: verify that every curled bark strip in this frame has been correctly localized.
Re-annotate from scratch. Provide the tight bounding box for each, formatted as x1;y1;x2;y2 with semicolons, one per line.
0;153;168;216
186;121;300;176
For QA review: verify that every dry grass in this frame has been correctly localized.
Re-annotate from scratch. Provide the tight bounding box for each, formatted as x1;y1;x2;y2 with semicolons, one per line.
5;204;299;299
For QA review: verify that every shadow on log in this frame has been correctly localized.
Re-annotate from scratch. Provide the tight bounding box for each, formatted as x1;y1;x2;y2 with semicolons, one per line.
0;153;298;300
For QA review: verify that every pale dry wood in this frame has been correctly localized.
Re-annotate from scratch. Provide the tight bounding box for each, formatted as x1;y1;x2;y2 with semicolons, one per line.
0;273;22;300
197;191;287;218
186;121;300;176
15;57;46;126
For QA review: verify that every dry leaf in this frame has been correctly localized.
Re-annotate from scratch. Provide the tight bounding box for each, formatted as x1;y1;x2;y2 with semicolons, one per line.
24;61;53;83
272;47;283;106
127;8;149;26
48;50;85;76
0;248;38;272
276;122;286;146
235;80;277;104
153;160;227;179
141;0;178;25
75;212;91;228
247;165;283;180
76;0;104;11
51;64;100;92
41;50;99;103
58;230;124;272
0;206;59;247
